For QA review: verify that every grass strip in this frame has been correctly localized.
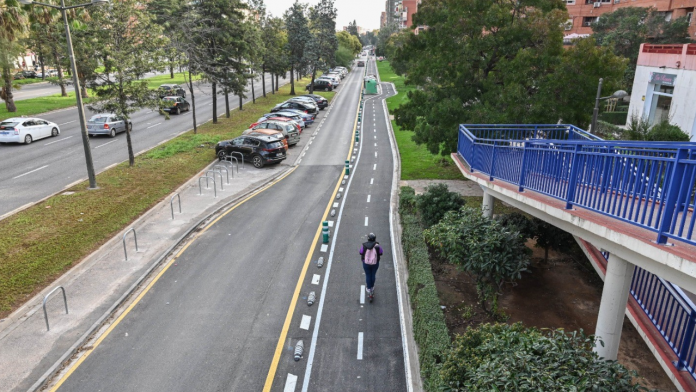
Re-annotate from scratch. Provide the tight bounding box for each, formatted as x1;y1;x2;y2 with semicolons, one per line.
0;72;203;122
399;186;450;391
0;77;332;317
375;61;462;181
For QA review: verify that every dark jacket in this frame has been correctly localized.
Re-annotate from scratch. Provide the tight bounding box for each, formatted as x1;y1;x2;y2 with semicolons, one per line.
359;241;384;263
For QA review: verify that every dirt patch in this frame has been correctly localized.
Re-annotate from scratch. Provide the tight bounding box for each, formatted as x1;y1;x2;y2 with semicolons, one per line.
432;243;676;391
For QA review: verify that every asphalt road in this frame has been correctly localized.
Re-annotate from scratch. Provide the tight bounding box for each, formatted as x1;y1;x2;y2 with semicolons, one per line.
51;57;407;391
0;73;289;218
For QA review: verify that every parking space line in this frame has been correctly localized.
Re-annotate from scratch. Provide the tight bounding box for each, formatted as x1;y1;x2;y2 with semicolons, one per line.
357;332;364;360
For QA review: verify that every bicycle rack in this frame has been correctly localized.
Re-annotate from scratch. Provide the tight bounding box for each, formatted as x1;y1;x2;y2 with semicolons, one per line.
219;161;236;178
229;152;244;169
214;165;230;184
42;286;68;331
224;156;239;174
206;170;224;191
123;227;138;261
170;193;181;219
199;176;217;198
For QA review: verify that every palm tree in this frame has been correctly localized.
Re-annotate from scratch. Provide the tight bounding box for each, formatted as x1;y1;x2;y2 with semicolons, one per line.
0;0;27;112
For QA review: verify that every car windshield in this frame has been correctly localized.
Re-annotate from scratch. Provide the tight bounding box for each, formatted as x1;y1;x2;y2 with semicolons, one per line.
89;117;109;123
160;86;172;90
0;121;19;128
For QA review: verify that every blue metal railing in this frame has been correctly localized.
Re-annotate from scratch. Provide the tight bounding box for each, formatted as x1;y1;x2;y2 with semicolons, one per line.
458;124;696;380
458;124;696;247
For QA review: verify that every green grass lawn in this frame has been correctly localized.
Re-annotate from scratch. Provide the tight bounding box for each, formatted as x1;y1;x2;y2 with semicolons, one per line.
376;61;463;181
1;72;202;122
0;76;329;317
13;77;59;86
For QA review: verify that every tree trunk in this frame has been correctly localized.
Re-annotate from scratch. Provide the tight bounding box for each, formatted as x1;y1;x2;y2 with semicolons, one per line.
188;69;197;134
262;65;266;98
80;82;88;98
251;76;255;104
225;89;230;118
276;74;279;92
52;48;68;97
290;65;295;95
169;60;174;79
2;66;17;112
126;117;135;166
310;67;317;94
238;93;243;111
212;82;218;124
271;72;275;94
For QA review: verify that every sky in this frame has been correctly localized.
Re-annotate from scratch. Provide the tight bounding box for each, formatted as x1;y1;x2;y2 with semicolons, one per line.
261;0;383;31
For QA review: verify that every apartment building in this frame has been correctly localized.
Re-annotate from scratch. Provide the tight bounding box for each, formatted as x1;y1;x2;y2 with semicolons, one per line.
384;0;419;28
564;0;696;38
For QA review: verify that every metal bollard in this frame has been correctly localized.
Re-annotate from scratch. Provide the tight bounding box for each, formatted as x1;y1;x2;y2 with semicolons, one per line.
308;291;316;306
294;340;304;361
317;257;324;268
345;160;350;176
322;221;330;244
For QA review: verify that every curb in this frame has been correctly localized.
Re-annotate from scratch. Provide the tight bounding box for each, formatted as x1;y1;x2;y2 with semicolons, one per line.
28;164;296;391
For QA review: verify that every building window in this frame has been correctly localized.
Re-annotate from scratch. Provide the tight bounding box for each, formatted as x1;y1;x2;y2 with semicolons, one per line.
648;84;674;125
601;0;611;3
686;11;693;25
582;17;598;27
566;0;575;4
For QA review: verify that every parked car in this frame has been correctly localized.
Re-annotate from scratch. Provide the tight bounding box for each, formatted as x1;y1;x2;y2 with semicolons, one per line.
13;72;26;80
289;96;319;109
273;109;315;125
0;117;60;144
357;61;365;67
46;69;59;77
251;115;303;133
257;112;305;129
160;96;190;114
305;79;333;92
300;94;328;110
246;129;288;150
158;84;186;98
216;135;286;168
19;70;38;78
318;75;340;86
246;120;300;146
271;100;318;115
87;114;132;137
328;71;343;80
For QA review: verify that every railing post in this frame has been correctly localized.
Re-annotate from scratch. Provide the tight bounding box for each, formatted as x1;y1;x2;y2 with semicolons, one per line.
565;144;582;209
489;141;497;181
518;141;529;192
656;148;688;244
122;228;138;261
675;310;696;370
170;193;181;220
42;286;68;331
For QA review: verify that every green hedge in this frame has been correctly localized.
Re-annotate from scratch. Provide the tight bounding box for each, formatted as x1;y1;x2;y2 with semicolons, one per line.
400;187;450;391
598;111;628;125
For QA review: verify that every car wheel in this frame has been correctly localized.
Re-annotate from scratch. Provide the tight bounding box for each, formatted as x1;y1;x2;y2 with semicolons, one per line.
24;134;32;144
175;107;180;115
51;127;59;137
109;128;116;138
251;154;264;168
217;150;226;161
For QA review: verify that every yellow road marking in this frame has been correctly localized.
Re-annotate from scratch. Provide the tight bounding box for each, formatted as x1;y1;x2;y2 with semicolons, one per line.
50;166;298;391
262;77;362;391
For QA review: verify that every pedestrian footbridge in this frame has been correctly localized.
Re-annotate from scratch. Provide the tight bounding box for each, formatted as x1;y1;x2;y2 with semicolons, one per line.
453;124;696;391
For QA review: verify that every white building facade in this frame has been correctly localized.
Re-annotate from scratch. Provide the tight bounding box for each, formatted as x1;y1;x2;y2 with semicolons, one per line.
627;43;696;141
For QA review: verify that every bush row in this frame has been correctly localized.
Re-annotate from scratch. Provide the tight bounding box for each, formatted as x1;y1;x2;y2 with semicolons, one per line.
399;186;450;391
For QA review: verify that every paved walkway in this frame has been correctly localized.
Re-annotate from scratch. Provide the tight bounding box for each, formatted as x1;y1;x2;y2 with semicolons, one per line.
0;155;297;392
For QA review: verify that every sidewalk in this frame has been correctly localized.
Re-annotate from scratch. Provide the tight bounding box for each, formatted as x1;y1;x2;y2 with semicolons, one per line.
0;156;293;392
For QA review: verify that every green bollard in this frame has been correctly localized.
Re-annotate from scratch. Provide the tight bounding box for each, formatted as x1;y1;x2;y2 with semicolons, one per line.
322;221;330;244
345;160;350;175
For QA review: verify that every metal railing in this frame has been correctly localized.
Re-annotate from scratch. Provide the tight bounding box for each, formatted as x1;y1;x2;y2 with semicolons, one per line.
458;124;696;246
43;286;68;331
170;193;181;220
458;123;696;380
123;227;138;261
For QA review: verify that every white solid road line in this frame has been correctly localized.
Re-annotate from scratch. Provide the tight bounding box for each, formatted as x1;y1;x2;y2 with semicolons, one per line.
146;122;162;129
365;216;369;226
13;165;49;179
284;374;298;392
44;135;74;146
94;140;118;149
360;285;365;304
300;315;312;330
357;332;364;360
59;120;77;126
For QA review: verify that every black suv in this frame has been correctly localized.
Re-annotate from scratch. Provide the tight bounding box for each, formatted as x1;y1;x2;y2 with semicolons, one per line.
271;101;319;115
305;80;333;92
300;94;329;110
216;135;286;168
158;84;186;98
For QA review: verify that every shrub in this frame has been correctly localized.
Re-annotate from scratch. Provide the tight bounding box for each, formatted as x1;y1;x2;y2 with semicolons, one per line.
532;218;576;262
497;212;535;240
647;120;690;142
415;183;465;227
399;186;417;215
598;111;628;125
624;114;651;141
425;207;529;314
440;323;645;391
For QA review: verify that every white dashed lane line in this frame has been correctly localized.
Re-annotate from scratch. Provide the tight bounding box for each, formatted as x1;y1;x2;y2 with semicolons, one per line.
357;332;364;360
44;135;74;146
367;195;371;202
94;140;118;149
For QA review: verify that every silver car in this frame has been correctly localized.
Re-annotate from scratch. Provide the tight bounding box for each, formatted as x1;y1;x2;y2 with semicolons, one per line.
87;114;132;138
246;121;301;146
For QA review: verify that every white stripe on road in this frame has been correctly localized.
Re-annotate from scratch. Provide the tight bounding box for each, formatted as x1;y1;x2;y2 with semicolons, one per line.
373;164;376;170
284;374;298;392
333;202;339;208
320;244;328;252
375;152;377;158
328;221;334;227
365;217;369;226
367;195;371;203
94;140;117;149
13;165;48;179
300;315;312;330
360;285;365;304
370;178;374;185
312;274;321;285
146;122;162;129
59;120;76;126
44;135;74;146
357;332;364;360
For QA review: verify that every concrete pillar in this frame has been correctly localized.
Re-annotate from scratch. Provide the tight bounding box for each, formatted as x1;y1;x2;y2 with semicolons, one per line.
594;253;635;360
481;190;494;219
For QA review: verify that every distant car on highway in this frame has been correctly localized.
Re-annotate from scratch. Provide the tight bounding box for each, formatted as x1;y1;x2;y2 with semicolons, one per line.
216;135;286;168
160;96;190;115
0;117;60;144
158;84;186;98
87;114;132;138
357;61;365;67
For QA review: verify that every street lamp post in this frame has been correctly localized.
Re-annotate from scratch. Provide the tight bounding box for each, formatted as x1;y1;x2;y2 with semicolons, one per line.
590;77;629;134
18;0;109;189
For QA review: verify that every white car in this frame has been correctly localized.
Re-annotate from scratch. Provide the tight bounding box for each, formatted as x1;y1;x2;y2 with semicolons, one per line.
0;117;60;144
319;75;340;86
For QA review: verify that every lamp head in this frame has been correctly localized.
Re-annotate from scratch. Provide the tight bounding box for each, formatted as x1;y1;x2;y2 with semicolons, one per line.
610;90;629;99
18;0;34;5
